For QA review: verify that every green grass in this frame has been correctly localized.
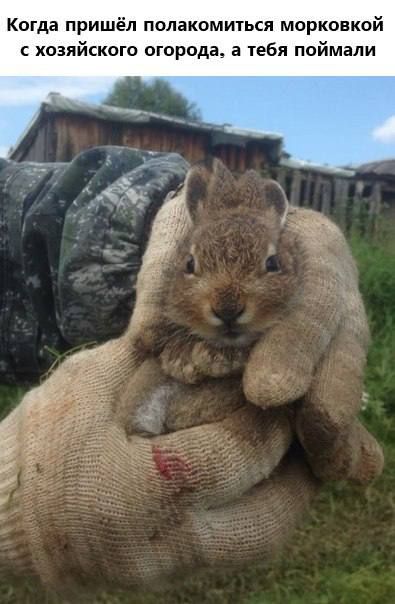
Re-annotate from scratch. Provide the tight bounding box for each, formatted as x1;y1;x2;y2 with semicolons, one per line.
0;234;394;604
350;235;395;416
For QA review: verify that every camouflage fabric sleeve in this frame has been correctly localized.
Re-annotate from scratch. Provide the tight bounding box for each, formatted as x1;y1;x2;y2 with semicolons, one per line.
0;148;189;384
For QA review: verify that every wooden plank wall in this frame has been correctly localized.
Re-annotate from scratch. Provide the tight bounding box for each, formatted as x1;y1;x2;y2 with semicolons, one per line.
39;115;270;172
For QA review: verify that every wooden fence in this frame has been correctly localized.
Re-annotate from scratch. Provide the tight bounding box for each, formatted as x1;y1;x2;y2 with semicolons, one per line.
274;165;383;237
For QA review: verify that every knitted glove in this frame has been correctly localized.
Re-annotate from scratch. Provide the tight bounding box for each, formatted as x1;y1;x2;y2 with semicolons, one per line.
131;189;384;484
0;332;317;597
245;208;383;483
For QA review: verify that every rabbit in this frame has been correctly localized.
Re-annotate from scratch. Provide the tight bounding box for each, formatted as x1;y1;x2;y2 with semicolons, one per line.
147;156;300;386
125;157;299;436
126;158;383;486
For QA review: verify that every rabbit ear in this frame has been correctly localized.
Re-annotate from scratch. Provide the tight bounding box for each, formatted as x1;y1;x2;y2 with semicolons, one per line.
238;171;289;231
184;157;237;222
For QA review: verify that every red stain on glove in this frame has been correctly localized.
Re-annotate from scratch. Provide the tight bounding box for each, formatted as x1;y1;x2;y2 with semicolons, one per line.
152;446;192;483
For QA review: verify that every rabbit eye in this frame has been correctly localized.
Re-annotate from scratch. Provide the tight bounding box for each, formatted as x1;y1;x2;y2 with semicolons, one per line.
265;255;281;273
185;254;195;274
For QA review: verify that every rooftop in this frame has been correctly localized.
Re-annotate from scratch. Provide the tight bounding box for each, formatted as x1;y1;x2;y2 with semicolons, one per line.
280;155;355;178
356;159;395;178
9;92;284;161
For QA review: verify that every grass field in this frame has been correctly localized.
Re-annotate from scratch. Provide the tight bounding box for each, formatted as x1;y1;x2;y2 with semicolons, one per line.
0;234;394;604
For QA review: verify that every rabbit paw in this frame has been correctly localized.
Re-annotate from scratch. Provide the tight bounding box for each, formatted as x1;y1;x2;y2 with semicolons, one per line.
160;340;250;384
191;342;249;378
160;339;205;384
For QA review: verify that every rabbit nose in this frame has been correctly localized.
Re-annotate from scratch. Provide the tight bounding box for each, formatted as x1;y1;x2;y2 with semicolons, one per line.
212;305;245;326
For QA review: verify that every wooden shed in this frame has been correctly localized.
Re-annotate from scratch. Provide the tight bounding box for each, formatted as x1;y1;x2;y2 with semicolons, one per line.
9;93;283;172
7;92;389;233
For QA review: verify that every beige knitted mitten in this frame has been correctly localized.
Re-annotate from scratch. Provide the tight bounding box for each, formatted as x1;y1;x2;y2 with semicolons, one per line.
0;333;317;596
131;183;383;484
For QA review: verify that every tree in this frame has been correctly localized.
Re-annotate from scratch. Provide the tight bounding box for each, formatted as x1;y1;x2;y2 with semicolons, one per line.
104;77;201;121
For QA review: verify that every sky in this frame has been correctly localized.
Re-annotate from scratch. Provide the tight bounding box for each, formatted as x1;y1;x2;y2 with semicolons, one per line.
1;76;395;166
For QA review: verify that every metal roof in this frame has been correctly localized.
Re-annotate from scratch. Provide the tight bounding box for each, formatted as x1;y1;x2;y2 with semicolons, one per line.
9;92;283;160
356;159;395;178
280;155;355;178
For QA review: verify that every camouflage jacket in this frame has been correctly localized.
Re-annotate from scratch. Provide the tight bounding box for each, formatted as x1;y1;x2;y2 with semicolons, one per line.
0;147;189;384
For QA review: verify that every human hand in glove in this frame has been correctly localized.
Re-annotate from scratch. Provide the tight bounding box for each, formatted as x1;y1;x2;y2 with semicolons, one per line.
0;333;317;597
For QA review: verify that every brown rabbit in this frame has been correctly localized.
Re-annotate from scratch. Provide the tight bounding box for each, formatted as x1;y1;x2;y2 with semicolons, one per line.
128;158;383;485
145;156;300;385
126;157;299;436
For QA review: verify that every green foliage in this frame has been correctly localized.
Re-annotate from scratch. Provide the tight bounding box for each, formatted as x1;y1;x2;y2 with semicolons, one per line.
350;236;395;415
104;77;202;121
0;234;394;603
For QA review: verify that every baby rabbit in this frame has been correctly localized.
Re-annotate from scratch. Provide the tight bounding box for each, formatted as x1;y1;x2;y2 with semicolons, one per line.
127;157;298;436
151;156;300;385
128;158;383;486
